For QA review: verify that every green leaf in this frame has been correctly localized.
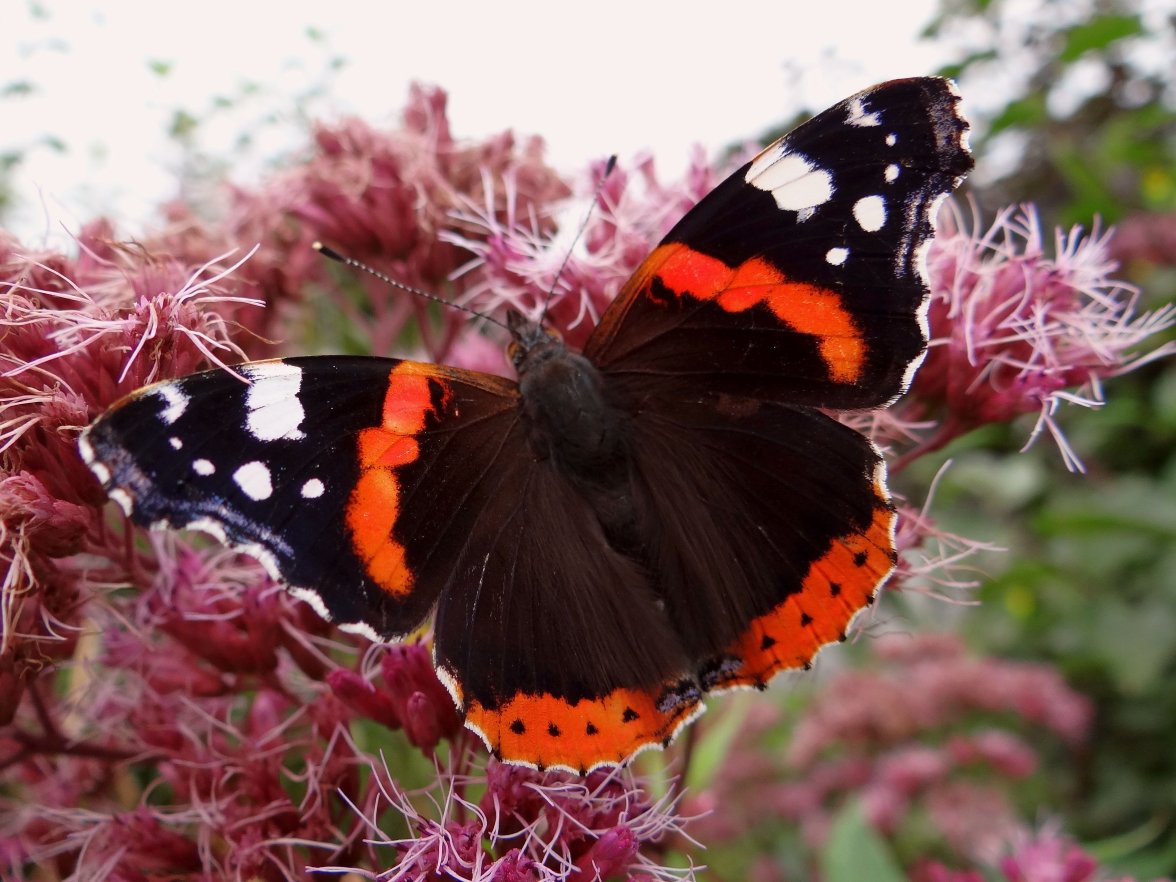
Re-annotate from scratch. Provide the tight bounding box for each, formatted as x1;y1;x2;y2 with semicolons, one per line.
1;80;34;98
989;94;1047;135
1059;14;1143;62
686;692;753;791
820;802;906;882
168;109;198;139
935;49;998;81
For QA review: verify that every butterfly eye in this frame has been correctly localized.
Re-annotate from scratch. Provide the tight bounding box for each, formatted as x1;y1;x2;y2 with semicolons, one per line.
507;341;524;367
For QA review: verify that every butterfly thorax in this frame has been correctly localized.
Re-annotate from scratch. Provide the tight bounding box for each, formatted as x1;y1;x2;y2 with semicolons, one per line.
507;311;630;478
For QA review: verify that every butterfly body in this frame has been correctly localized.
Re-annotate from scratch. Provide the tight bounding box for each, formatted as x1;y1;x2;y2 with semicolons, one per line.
510;313;630;481
80;78;972;773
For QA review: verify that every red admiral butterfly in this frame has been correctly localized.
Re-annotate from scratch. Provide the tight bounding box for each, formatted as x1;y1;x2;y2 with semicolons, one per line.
80;77;971;773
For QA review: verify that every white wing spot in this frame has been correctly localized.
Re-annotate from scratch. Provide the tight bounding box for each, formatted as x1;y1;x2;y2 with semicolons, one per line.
854;195;887;232
886;133;898;147
826;247;850;266
301;478;325;499
745;147;834;212
243;362;306;442
885;164;900;183
233;461;273;501
169;436;183;450
847;96;882;127
192;458;216;476
154;386;188;425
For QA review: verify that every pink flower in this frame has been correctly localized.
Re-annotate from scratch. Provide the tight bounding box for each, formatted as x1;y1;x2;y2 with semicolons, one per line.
227;83;570;365
444;149;722;352
568;825;639;882
688;634;1093;866
910;861;986;882
1108;211;1176;267
317;756;693;882
908;204;1174;470
999;830;1099;882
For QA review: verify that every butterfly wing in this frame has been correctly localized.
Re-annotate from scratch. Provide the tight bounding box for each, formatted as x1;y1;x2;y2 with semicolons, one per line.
624;396;894;691
585;77;972;410
579;77;970;691
428;447;701;773
81;357;521;637
80;77;971;773
81;356;701;771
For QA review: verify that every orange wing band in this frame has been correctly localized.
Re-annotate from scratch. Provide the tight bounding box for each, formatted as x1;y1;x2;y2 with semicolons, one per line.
459;683;702;774
346;365;450;598
645;243;866;385
718;485;895;690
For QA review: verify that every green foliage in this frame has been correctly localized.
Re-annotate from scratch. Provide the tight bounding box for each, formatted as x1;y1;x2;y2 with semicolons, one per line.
927;0;1176;226
822;803;908;882
1058;13;1144;62
908;378;1176;872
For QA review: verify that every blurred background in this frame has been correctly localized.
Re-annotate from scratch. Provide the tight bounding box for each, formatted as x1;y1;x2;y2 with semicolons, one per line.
3;0;1174;879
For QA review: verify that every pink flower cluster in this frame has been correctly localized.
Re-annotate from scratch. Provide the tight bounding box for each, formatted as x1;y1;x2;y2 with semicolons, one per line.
323;760;692;882
686;634;1093;871
913;826;1170;882
902;203;1174;471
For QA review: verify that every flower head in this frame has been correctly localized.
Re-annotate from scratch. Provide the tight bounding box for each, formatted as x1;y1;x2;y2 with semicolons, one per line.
443;148;722;352
316;755;695;882
686;634;1092;866
911;204;1174;470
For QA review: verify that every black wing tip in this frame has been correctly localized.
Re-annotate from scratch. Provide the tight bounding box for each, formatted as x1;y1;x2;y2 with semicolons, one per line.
856;76;972;154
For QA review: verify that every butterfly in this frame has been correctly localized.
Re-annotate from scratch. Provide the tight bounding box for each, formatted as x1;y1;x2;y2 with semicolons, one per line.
80;77;971;774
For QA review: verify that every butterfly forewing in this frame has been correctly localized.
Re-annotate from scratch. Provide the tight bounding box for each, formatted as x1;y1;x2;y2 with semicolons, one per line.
585;77;971;410
81;357;520;637
83;355;703;773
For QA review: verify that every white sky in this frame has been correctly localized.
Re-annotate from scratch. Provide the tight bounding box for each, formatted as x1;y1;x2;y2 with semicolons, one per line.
5;0;948;243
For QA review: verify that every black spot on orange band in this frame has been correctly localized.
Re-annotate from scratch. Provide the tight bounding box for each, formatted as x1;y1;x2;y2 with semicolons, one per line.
459;681;702;772
704;490;895;692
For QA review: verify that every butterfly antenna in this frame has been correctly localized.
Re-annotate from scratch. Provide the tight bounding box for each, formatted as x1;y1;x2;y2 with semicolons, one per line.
537;154;618;326
313;242;509;331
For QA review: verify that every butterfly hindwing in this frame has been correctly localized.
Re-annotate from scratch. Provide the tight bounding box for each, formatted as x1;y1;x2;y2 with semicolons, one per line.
428;445;702;772
625;396;894;691
585;77;971;410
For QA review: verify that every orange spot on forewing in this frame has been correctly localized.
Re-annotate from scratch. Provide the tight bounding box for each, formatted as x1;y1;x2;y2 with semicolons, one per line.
345;367;449;598
652;245;866;384
651;244;733;298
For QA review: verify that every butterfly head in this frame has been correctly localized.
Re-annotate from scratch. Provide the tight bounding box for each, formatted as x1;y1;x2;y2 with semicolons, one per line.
506;309;565;375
